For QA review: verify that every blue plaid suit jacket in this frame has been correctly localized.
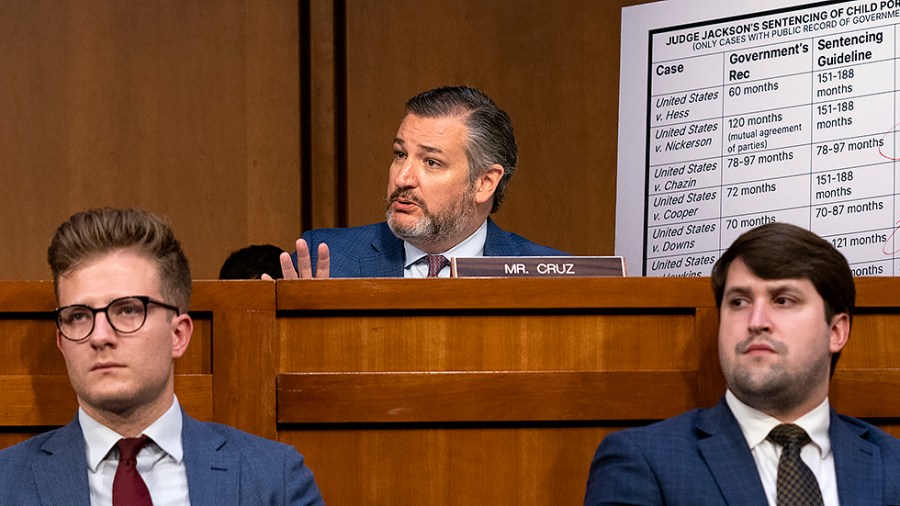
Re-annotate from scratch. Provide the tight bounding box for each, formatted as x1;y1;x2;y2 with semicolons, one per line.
0;411;324;506
584;398;900;505
295;218;567;277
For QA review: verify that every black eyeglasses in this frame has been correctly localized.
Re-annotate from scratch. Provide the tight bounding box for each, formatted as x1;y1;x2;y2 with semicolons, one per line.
54;296;181;342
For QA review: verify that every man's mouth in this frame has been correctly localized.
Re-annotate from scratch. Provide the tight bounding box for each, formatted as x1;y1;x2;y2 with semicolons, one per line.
391;199;418;212
91;362;125;372
389;191;424;213
741;340;776;355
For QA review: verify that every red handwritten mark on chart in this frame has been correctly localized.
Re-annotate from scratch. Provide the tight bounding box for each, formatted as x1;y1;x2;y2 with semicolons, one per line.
878;124;900;254
878;123;900;160
883;220;900;255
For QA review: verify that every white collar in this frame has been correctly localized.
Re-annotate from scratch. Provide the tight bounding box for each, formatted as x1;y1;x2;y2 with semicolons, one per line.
79;395;185;471
725;389;832;459
403;219;488;268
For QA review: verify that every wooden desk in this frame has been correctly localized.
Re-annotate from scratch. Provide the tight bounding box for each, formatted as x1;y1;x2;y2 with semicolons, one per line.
273;278;720;505
2;278;899;505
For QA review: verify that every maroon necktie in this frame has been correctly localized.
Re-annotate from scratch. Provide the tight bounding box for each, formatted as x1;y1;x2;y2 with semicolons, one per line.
425;254;449;277
113;436;153;506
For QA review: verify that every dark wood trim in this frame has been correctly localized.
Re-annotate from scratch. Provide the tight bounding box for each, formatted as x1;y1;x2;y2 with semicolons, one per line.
277;370;699;423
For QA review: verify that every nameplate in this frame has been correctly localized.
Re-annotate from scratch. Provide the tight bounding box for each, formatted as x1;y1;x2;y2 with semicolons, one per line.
450;256;626;278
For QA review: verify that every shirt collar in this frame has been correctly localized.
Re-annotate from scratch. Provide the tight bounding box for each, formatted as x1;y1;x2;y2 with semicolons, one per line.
403;219;488;268
725;389;832;459
79;395;185;471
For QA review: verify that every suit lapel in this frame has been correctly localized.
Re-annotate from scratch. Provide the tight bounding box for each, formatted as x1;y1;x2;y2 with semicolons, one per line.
361;223;405;276
34;419;91;506
183;414;239;506
696;400;768;505
483;218;508;256
369;219;505;271
831;411;881;506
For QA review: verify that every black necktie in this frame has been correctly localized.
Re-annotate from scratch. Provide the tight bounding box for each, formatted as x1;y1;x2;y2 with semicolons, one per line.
425;254;449;277
766;424;824;506
113;436;153;506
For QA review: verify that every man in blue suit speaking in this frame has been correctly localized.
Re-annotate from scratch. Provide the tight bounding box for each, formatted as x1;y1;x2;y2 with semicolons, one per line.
277;85;565;279
585;223;900;505
0;208;324;505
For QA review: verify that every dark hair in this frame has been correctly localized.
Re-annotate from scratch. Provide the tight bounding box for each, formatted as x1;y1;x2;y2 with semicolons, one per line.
711;222;854;371
405;85;517;213
47;208;192;312
219;244;285;280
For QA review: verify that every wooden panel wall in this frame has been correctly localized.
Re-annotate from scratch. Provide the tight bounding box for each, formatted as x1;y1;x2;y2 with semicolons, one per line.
0;0;300;279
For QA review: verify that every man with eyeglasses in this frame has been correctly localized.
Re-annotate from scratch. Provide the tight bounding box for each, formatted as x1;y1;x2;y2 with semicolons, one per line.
0;208;324;505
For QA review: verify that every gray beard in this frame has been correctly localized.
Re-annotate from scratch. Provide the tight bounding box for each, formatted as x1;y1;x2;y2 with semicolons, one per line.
386;186;476;248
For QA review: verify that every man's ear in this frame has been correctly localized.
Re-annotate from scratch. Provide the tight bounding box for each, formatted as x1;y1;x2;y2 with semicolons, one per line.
474;164;504;205
171;314;193;359
828;312;850;354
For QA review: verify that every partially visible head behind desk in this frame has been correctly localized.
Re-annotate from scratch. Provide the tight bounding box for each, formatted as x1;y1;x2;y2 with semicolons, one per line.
219;243;286;280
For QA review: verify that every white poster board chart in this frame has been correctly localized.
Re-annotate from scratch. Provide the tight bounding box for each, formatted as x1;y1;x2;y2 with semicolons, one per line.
616;0;900;276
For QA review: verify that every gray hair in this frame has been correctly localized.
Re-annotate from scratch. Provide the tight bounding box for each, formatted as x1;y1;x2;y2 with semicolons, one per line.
405;86;517;213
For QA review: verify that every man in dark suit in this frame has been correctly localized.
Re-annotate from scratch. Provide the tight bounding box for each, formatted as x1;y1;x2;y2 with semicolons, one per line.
0;208;323;505
584;222;900;505
278;85;564;279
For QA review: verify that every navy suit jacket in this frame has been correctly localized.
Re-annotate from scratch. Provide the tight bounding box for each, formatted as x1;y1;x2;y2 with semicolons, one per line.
0;412;324;506
295;218;567;277
584;398;900;505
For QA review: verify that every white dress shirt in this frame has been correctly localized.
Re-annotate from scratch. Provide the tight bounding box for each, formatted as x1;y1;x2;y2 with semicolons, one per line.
79;395;190;506
403;219;488;278
725;390;839;506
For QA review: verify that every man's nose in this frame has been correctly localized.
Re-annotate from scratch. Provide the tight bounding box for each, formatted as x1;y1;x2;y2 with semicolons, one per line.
393;159;417;188
747;302;771;333
87;311;118;346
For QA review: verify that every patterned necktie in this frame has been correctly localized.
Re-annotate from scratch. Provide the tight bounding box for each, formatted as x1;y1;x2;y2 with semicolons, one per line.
766;424;824;506
113;436;153;506
425;254;449;277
